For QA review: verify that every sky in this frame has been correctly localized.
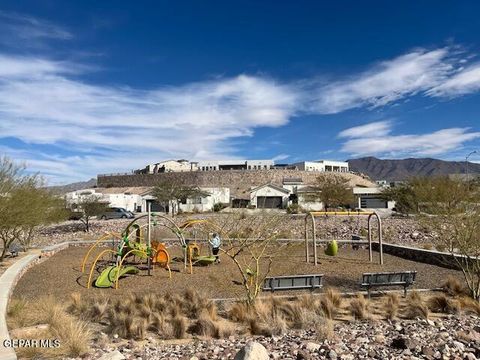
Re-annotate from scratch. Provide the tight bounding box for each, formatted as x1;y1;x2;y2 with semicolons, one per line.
1;1;480;184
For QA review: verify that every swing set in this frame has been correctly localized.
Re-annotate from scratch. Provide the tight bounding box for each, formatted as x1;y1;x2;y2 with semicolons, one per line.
304;210;384;265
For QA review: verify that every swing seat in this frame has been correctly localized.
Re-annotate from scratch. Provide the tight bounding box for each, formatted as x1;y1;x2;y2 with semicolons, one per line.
325;240;338;256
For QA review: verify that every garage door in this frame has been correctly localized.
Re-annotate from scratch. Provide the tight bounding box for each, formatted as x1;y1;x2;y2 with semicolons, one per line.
257;196;283;209
360;196;387;209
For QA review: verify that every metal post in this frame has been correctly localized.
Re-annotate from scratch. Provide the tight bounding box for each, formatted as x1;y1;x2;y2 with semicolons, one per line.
304;216;309;263
376;211;383;265
147;202;151;276
367;215;373;263
311;213;317;266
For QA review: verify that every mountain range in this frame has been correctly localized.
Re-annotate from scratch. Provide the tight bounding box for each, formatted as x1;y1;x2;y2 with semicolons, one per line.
348;157;480;181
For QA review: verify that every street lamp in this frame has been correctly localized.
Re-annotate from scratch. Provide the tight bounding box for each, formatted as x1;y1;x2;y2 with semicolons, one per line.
466;150;478;182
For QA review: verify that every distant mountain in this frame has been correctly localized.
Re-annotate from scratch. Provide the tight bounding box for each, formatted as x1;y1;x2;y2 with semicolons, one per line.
348;157;480;181
46;178;96;194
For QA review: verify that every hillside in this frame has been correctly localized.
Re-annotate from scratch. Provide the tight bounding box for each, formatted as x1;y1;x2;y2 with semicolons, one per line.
46;178;96;194
348;157;480;181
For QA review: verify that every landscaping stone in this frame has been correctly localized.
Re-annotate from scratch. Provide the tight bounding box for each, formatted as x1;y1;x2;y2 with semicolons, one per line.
233;341;269;360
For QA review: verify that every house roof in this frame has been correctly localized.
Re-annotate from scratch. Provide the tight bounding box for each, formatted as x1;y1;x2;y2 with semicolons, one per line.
250;183;290;194
96;187;153;196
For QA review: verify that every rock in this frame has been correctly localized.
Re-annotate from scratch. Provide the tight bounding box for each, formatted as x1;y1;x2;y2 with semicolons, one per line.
305;342;321;352
234;341;269;360
296;350;311;360
328;350;338;359
391;337;418;350
98;350;126;360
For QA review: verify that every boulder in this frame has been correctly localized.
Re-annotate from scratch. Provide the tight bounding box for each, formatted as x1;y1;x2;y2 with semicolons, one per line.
98;350;126;360
234;341;269;360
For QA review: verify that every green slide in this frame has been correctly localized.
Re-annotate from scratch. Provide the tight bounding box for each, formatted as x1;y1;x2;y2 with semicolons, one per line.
193;255;216;266
94;265;139;288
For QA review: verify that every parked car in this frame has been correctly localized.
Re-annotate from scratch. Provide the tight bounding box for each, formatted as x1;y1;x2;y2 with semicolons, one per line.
98;207;135;220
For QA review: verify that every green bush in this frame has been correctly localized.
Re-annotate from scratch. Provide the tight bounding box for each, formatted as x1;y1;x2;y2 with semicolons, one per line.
213;203;227;212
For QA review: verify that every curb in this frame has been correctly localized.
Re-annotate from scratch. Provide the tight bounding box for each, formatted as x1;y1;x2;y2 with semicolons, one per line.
0;254;41;360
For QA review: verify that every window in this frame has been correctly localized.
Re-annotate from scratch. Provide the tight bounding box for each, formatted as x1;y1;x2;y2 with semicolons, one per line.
192;197;203;205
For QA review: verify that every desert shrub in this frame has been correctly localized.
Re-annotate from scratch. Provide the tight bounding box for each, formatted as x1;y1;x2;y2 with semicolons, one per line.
171;315;188;339
404;291;429;319
286;204;302;214
349;294;369;320
228;302;249;322
213;203;227;212
188;313;220;338
383;293;400;320
315;318;334;341
442;277;467;297
427;294;460;314
458;296;480;315
7;298;27;318
320;287;343;319
421;243;434;250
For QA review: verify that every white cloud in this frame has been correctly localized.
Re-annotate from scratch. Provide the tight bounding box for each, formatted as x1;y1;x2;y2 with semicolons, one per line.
427;63;480;97
310;48;456;113
2;38;480;183
0;54;298;184
0;11;72;41
338;120;392;138
339;122;480;157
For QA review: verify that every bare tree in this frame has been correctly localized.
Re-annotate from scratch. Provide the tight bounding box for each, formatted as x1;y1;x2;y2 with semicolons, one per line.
210;213;290;306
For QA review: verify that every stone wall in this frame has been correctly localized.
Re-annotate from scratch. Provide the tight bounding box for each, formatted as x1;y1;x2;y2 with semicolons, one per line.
372;242;473;271
98;170;374;197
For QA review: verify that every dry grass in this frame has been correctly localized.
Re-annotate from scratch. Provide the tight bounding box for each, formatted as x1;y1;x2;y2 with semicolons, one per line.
9;296;92;358
442;277;467;297
458;296;480;315
383;293;400;320
315;318;334;341
403;291;429;319
427;294;460;314
320;288;343;319
349;294;369;320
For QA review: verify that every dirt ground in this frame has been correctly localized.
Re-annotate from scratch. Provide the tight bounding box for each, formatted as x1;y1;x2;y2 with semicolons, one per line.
12;242;464;301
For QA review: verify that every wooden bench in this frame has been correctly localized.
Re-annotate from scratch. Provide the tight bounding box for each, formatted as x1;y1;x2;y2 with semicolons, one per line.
262;274;324;292
361;271;416;297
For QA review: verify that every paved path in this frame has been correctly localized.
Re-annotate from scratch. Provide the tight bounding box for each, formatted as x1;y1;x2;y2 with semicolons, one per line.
0;253;40;360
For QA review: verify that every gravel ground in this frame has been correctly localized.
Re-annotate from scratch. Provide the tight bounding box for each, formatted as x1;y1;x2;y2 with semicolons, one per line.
12;243;463;301
85;315;480;359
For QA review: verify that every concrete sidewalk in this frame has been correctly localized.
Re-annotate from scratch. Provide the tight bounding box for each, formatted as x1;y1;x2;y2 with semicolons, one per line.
0;254;40;360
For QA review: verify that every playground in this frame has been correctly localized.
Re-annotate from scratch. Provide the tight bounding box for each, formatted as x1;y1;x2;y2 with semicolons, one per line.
11;210;465;301
12;240;462;301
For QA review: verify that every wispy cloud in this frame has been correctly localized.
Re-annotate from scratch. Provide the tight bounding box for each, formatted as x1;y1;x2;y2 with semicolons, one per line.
339;121;480;157
338;120;392;138
427;63;480;97
0;10;72;41
0;53;298;184
2;16;480;184
309;48;457;114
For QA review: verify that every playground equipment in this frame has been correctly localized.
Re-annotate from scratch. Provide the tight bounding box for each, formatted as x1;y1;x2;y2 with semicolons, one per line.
180;219;219;273
82;204;185;288
304;210;383;265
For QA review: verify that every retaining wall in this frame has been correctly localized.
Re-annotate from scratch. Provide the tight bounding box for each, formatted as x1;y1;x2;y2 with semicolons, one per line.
97;169;373;195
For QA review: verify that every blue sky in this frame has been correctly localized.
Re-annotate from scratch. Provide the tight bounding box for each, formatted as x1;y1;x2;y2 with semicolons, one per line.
1;1;480;184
